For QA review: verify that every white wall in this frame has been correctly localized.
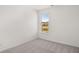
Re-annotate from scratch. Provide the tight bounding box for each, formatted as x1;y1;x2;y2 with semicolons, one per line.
0;6;37;51
38;6;79;47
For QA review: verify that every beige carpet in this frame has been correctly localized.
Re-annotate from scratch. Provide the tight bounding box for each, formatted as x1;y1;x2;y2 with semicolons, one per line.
1;38;79;53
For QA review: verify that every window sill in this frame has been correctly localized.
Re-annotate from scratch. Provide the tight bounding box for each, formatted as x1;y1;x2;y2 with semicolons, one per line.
40;32;49;35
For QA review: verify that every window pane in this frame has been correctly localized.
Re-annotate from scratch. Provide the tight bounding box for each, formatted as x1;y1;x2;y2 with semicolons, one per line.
41;22;48;32
41;13;48;22
41;13;49;32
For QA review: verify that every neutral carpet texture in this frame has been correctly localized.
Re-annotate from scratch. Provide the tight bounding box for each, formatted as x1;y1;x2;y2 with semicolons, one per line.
1;38;79;53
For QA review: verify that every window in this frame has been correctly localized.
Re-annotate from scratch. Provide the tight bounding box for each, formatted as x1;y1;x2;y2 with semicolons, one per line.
40;13;49;33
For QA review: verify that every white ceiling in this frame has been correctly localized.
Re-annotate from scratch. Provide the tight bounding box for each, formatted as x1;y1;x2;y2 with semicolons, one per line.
28;5;50;10
0;5;50;10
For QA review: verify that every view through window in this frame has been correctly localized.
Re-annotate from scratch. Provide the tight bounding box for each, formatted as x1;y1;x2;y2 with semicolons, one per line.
41;13;49;33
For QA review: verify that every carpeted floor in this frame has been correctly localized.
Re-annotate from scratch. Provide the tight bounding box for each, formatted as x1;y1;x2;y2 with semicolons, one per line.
1;38;79;53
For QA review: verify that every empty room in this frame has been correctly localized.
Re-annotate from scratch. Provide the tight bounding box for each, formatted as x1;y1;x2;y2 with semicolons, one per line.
0;5;79;53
